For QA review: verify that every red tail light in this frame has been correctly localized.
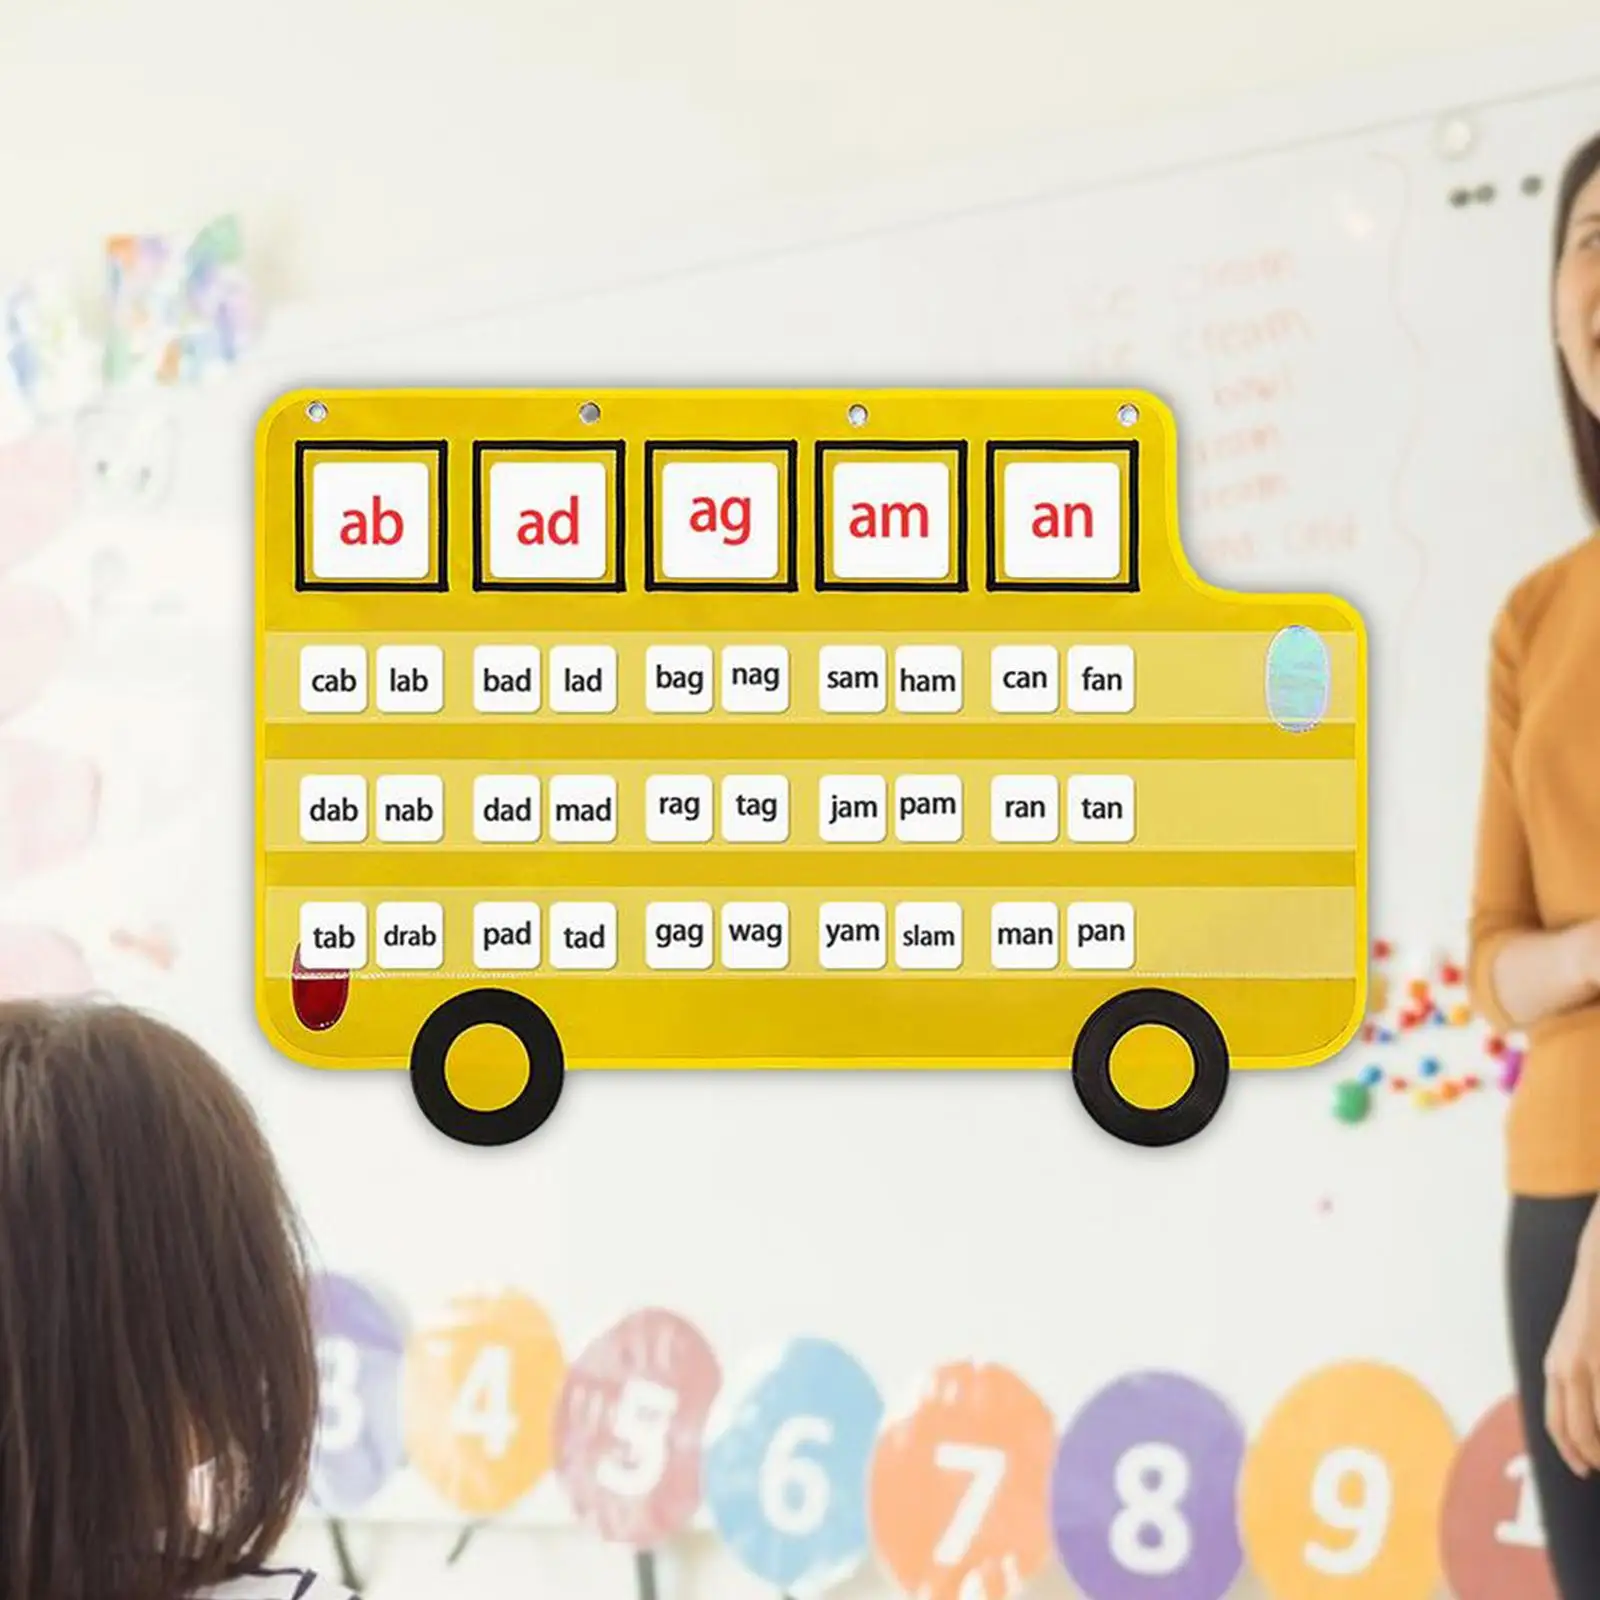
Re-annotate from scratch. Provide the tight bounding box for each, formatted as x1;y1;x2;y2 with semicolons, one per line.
291;944;349;1030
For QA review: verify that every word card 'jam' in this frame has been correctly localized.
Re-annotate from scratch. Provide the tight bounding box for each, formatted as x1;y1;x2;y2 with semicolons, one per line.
258;388;1368;1152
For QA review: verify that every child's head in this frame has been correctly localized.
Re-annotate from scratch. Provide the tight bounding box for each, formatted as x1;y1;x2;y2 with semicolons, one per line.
0;998;319;1600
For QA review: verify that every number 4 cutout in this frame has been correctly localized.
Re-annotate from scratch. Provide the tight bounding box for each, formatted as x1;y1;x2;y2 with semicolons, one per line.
451;1344;518;1460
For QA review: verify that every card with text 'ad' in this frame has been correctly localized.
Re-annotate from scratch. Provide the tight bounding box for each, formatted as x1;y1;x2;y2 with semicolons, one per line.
254;389;1368;1149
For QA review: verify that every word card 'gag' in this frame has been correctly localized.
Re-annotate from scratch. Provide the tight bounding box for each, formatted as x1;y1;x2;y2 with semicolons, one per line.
255;389;1369;1150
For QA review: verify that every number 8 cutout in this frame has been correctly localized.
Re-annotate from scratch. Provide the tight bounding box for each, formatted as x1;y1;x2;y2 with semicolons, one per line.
553;1307;723;1547
868;1360;1056;1600
1051;1371;1247;1599
1439;1395;1558;1599
702;1337;885;1597
1238;1361;1457;1600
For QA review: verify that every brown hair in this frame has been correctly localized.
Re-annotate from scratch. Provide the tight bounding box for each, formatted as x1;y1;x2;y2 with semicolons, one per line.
1555;132;1600;526
0;999;318;1600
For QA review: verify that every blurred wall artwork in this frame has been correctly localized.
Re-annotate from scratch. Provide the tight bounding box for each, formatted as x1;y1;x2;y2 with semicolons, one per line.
0;214;261;1009
104;215;254;389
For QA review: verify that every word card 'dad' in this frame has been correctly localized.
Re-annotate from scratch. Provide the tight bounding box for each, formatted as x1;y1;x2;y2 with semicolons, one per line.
256;387;1368;1157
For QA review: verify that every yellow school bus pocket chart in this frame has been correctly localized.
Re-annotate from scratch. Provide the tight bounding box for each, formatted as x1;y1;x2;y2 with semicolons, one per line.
254;388;1369;1149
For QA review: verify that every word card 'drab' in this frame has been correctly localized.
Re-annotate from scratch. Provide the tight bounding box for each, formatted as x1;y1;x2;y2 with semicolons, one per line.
254;390;1369;1149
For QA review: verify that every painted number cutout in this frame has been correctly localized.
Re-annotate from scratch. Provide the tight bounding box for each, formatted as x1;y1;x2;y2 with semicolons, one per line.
1303;1446;1391;1575
554;1307;722;1547
1439;1396;1558;1599
704;1337;883;1597
402;1290;565;1516
1240;1361;1456;1600
1051;1371;1245;1599
868;1360;1055;1600
307;1273;406;1515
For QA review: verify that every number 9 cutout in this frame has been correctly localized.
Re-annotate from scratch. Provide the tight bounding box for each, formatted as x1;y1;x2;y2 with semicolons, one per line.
1051;1371;1246;1599
1238;1361;1456;1600
702;1337;885;1597
869;1360;1056;1600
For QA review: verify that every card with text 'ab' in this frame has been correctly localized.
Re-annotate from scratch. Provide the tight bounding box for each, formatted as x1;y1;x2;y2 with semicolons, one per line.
254;389;1368;1148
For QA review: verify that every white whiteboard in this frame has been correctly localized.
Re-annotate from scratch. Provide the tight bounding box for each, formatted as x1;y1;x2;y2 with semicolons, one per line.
9;25;1600;1546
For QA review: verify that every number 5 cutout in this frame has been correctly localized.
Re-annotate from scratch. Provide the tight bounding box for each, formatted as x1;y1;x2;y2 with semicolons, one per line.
868;1360;1055;1600
1440;1395;1558;1600
1238;1361;1456;1600
553;1307;722;1547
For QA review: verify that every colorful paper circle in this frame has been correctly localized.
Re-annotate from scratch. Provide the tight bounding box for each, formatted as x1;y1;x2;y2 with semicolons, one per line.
1051;1371;1246;1599
868;1360;1056;1600
401;1289;565;1516
553;1307;723;1546
1439;1395;1558;1599
308;1273;408;1514
702;1337;884;1596
1238;1361;1456;1600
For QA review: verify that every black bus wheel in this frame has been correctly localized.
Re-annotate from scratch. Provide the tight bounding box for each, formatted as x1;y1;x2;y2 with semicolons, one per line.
1072;988;1229;1147
409;988;565;1147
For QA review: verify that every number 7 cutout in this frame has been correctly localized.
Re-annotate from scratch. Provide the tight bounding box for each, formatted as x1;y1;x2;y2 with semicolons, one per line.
868;1360;1056;1600
1439;1395;1558;1600
1238;1361;1457;1600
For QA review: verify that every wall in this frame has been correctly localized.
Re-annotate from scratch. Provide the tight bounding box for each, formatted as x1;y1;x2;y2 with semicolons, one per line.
1;0;1596;311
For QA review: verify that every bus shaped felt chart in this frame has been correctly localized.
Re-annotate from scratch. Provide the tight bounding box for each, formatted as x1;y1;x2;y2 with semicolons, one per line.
254;388;1369;1148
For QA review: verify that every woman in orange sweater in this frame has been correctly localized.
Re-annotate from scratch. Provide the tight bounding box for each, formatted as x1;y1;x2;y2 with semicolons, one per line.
1471;129;1600;1594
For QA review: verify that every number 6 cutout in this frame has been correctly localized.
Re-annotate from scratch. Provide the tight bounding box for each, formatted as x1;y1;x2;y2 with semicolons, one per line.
703;1337;884;1596
1238;1361;1456;1600
1051;1371;1246;1599
1440;1395;1558;1600
868;1360;1055;1600
553;1307;722;1547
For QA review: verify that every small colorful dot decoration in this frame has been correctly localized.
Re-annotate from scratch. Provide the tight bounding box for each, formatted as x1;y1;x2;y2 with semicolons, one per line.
1331;940;1524;1124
